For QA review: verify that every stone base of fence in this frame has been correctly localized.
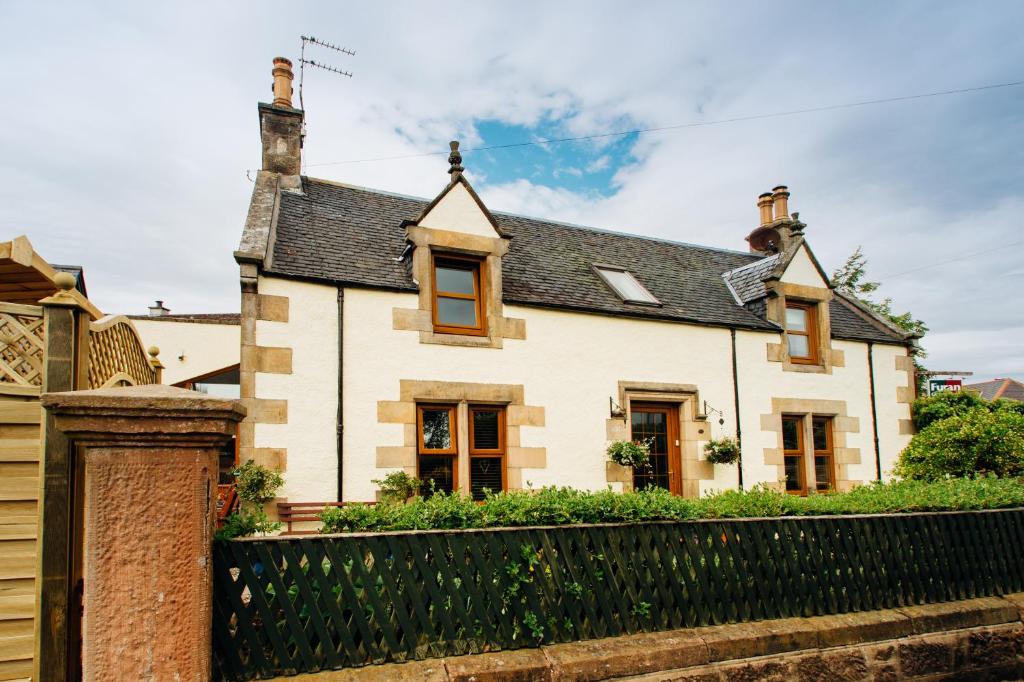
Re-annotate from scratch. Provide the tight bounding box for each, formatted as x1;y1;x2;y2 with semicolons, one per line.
276;594;1024;682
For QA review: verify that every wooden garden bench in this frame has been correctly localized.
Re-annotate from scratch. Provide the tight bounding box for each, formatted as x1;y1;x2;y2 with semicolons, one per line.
276;501;375;535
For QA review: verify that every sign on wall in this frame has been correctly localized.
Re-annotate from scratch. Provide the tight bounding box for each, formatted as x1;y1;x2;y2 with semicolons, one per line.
928;378;962;395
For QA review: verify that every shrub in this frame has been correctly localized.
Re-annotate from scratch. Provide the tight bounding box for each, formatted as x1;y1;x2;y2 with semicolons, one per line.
896;406;1024;480
216;460;284;541
372;470;421;503
607;439;651;469
704;437;741;465
318;476;1024;534
911;390;987;430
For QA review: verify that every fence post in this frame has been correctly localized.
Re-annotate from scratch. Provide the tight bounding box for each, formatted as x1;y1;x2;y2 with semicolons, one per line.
40;384;245;681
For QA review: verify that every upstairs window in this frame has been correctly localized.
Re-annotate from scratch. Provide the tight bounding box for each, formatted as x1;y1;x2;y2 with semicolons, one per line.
432;255;486;335
594;265;660;305
785;300;819;364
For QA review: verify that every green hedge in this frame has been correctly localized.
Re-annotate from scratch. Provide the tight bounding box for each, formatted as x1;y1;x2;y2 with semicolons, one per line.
319;476;1024;533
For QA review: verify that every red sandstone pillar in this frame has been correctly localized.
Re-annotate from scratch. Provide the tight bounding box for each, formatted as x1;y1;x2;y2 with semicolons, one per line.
41;384;245;682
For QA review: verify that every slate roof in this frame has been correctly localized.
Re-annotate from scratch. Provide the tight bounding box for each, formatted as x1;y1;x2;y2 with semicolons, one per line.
267;178;906;343
965;378;1024;402
722;255;781;304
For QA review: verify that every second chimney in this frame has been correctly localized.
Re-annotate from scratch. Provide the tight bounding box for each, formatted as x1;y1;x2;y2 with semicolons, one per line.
771;185;790;222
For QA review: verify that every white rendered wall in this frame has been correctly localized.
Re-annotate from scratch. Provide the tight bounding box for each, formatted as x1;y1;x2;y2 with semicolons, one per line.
417;183;501;238
870;343;914;479
254;277;339;502
780;245;826;287
252;279;912;502
132;318;240;385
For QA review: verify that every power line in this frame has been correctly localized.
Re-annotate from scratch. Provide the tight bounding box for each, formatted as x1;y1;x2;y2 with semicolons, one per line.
878;239;1024;280
303;78;1024;168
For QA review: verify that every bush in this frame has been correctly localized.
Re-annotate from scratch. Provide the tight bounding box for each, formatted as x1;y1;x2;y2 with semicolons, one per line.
607;440;651;469
319;477;1024;534
216;460;285;541
911;390;987;430
704;437;741;465
896;405;1024;480
372;471;421;503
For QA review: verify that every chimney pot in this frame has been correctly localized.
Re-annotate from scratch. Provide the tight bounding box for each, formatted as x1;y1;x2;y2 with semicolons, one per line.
148;300;170;317
757;192;774;226
272;57;295;108
771;185;790;222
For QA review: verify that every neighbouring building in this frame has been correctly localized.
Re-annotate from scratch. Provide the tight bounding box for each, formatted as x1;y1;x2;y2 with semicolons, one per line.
130;302;240;393
965;378;1024;403
235;58;918;506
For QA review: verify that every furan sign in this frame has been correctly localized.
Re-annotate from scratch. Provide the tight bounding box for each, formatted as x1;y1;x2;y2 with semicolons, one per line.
929;378;962;395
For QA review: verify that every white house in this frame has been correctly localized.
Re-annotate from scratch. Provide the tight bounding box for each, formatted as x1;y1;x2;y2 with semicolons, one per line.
235;58;916;505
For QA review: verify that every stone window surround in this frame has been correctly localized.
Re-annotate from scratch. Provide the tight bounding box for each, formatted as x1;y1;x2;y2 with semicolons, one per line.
605;381;715;498
392;225;526;348
765;281;845;374
760;398;861;493
377;380;545;497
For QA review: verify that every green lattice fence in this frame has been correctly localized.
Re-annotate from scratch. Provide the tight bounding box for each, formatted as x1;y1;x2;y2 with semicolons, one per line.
212;509;1024;680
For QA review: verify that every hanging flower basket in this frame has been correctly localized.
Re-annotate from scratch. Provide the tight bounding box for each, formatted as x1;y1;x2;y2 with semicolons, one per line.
704;437;741;465
607;439;652;469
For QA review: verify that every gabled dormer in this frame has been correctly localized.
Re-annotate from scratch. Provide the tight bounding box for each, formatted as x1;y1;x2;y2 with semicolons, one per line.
392;142;525;348
727;186;843;373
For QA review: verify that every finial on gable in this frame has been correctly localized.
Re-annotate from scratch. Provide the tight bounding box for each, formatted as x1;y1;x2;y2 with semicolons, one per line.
448;140;464;179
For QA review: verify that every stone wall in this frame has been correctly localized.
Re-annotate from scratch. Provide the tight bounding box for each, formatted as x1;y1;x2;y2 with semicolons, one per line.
289;594;1024;681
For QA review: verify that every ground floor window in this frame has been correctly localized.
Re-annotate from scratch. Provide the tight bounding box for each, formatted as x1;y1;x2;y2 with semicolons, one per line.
783;414;835;494
812;416;835;492
418;405;457;493
782;415;806;494
416;403;506;498
469;406;505;500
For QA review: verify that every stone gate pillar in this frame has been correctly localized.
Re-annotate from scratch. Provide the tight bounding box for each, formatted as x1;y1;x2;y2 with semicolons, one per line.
40;384;245;682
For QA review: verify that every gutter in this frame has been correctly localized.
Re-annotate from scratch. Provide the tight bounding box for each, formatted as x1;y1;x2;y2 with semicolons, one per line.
731;328;744;490
868;342;882;481
337;288;345;500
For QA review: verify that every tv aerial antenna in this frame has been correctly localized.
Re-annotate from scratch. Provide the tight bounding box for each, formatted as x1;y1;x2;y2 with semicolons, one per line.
298;35;355;111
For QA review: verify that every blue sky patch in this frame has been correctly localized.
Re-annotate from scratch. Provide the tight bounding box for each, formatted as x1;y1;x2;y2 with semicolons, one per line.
462;118;639;196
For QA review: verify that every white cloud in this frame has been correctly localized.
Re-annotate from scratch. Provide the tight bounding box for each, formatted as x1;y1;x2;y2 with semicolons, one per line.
1;0;1022;378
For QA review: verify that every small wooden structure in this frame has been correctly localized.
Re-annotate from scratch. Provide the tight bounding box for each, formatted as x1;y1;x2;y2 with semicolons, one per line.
0;236;161;680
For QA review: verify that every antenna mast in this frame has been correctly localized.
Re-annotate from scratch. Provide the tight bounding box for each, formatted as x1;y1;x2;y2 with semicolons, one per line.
298;35;356;111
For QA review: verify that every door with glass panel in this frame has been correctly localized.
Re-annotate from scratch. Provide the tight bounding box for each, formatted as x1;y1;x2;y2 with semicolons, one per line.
630;403;681;494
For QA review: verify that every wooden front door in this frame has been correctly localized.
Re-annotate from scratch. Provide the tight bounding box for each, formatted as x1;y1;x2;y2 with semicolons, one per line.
630;403;682;494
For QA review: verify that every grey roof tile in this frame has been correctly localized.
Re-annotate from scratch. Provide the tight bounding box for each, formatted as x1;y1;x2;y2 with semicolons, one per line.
267;178;905;343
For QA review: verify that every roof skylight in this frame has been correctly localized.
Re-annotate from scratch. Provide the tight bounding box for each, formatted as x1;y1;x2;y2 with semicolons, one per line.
594;265;660;305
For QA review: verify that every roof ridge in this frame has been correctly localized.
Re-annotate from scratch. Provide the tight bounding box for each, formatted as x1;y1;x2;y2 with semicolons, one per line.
722;253;779;277
304;175;763;259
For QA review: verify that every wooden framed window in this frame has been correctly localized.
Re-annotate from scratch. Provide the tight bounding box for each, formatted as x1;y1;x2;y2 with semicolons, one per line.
417;405;457;494
782;415;806;495
812;416;835;492
468;406;505;501
431;254;486;336
784;300;819;364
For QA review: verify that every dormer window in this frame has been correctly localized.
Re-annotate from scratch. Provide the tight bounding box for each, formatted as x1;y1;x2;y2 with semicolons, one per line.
785;300;819;364
432;254;486;335
594;265;660;305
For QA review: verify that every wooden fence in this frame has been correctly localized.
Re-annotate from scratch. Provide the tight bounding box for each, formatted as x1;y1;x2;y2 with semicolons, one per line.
212;509;1024;680
0;299;159;679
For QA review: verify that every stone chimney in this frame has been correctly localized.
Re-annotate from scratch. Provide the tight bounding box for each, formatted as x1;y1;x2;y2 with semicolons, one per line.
259;57;303;177
745;185;800;255
148;300;170;317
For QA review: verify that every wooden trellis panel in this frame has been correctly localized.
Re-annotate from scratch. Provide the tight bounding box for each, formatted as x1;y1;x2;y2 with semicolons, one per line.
211;509;1024;681
0;303;44;389
87;316;157;389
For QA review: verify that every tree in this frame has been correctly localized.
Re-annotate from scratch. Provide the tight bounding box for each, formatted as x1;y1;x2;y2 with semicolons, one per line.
830;247;929;343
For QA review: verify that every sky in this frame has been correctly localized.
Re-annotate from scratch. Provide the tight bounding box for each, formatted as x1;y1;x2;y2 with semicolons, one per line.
1;1;1022;382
